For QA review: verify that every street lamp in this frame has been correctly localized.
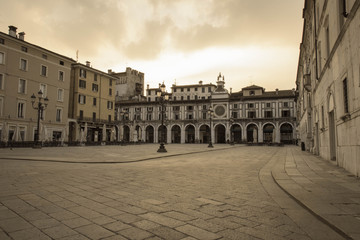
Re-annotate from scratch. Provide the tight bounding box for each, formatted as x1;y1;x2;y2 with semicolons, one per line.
31;90;48;148
207;106;214;148
157;83;168;153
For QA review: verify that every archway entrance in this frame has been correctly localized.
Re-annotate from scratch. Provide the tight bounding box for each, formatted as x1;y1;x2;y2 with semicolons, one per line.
247;124;258;143
185;125;195;143
145;126;154;143
171;125;181;143
123;125;130;142
158;125;167;143
263;124;275;143
199;125;210;144
230;124;242;143
280;123;293;144
215;125;226;143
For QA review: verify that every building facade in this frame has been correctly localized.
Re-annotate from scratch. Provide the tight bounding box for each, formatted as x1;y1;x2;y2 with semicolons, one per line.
69;62;118;143
116;74;297;145
296;0;360;176
111;67;144;100
0;26;74;144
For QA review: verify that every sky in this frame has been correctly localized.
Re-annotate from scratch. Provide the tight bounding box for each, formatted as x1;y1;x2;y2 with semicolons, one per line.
0;0;304;92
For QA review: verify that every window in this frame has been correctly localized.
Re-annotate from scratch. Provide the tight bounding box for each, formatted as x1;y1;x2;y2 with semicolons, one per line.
187;106;193;111
57;89;64;102
321;105;325;128
147;113;152;120
42;54;47;59
40;84;47;97
325;25;330;58
79;110;84;119
233;104;238;109
232;112;238;119
21;46;27;52
107;101;113;110
202;87;205;93
93;98;97;106
17;102;25;118
19;127;26;141
174;113;179;120
94;74;97;81
173;96;177;101
92;83;98;92
18;79;26;94
59;71;64;81
173;106;180;111
181;96;184;100
202;112;207;119
343;78;349;113
283;102;289;107
59;60;64;66
92;112;96;121
195;87;198;91
20;58;27;71
250;90;255;96
266;103;271;108
282;110;291;117
56;108;62;122
0;97;4;116
80;69;86;78
79;80;86;89
108;115;112;122
195;95;198;100
187;114;193;120
265;111;273;118
109;88;112;96
0;52;4;64
187;88;190;92
181;88;184;92
0;73;4;90
78;94;86;104
109;79;112;86
0;38;4;44
187;96;190;100
248;111;256;118
202;105;207;110
208;87;211;92
41;65;48;76
248;103;254;108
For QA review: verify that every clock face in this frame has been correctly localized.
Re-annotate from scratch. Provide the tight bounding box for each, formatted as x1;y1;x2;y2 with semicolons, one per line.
215;105;226;117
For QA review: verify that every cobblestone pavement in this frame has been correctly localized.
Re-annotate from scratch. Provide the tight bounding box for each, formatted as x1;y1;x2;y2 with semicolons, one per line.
0;145;354;240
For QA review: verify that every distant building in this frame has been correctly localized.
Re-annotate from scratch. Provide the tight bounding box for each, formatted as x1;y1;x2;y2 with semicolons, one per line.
69;62;118;143
296;0;360;176
110;67;145;101
115;73;297;144
0;26;75;143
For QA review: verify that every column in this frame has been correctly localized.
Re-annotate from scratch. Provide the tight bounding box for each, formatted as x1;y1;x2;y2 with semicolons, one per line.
181;124;186;144
258;122;263;143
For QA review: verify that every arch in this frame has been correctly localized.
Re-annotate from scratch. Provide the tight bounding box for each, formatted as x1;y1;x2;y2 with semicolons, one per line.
215;124;226;143
185;124;195;143
280;123;293;144
230;124;242;143
246;123;258;143
263;123;275;143
171;125;181;143
199;124;210;144
145;125;154;143
123;125;130;142
158;125;167;143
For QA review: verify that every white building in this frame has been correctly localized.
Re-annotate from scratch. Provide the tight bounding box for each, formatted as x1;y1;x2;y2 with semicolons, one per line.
296;0;360;176
115;73;297;145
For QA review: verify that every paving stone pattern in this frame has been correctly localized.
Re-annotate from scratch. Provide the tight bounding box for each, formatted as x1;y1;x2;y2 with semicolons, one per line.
0;145;356;239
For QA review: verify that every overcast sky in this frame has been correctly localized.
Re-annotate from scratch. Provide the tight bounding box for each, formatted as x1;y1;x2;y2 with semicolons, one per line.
0;0;304;92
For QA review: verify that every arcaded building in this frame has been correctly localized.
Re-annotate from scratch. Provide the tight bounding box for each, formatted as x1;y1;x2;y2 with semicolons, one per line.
115;74;297;145
296;0;360;176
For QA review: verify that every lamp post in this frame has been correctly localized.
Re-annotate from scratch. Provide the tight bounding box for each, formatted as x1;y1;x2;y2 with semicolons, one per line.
31;90;48;148
207;106;214;148
157;83;168;153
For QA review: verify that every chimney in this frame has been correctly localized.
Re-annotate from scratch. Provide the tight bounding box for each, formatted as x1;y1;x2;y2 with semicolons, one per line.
147;84;149;89
199;80;203;85
8;25;17;37
230;88;232;94
108;69;112;74
18;32;25;41
276;88;279;95
86;61;91;67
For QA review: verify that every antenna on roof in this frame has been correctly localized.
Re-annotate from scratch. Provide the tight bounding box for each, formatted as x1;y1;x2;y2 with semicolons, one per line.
76;50;79;62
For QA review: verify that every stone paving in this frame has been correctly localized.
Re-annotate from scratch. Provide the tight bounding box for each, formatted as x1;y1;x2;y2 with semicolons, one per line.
0;144;358;240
